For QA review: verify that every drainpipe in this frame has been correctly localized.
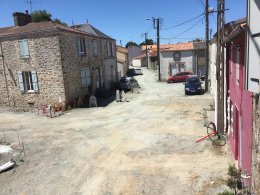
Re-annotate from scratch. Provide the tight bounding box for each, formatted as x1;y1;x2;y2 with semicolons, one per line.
0;39;10;106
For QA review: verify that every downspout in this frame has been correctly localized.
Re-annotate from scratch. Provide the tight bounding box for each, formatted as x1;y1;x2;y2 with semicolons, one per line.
0;39;10;106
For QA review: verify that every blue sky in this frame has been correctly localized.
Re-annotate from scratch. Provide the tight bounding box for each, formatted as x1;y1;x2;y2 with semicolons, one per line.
0;0;246;46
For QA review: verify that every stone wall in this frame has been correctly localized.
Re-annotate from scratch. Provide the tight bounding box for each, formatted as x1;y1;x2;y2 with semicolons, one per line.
101;40;117;89
0;33;66;111
252;96;260;194
59;33;115;101
0;30;117;111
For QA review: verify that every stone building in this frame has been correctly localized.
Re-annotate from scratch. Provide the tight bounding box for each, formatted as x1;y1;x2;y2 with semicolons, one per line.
72;23;117;89
0;12;117;111
116;46;128;79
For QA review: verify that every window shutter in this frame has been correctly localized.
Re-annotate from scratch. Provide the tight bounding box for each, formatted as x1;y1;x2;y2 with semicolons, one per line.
77;38;81;55
31;70;39;92
80;69;87;86
23;40;29;57
19;40;25;57
93;40;98;56
84;39;87;54
86;68;91;86
19;40;29;58
111;43;114;57
107;42;111;56
18;71;25;93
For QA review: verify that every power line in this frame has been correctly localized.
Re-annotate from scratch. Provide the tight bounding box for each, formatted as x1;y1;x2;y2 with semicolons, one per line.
160;16;205;40
199;0;205;7
161;13;204;31
160;37;204;40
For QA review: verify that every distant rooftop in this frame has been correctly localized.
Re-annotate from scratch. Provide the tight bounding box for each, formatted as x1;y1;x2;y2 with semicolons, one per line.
0;21;96;37
142;42;206;52
72;23;114;40
116;45;128;53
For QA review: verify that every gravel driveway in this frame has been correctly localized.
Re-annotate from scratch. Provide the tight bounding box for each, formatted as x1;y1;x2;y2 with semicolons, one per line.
0;68;231;195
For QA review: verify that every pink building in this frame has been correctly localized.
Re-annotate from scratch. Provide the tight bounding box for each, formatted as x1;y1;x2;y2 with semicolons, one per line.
225;20;253;179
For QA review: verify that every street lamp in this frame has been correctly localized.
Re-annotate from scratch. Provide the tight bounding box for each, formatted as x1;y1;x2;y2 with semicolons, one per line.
146;17;161;81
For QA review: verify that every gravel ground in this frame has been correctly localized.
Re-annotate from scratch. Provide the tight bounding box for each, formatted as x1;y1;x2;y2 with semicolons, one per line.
0;68;231;195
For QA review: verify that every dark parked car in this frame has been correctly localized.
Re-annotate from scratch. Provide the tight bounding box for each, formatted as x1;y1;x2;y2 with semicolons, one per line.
119;76;139;91
184;75;203;95
127;68;143;76
167;71;193;83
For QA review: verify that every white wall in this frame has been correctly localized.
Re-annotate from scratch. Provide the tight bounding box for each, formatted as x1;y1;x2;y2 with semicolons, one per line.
160;50;194;81
209;39;217;95
246;0;260;93
117;62;124;80
132;59;142;67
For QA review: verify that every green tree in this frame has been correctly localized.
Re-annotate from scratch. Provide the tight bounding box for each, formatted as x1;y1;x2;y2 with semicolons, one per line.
53;18;68;26
139;39;154;46
125;41;138;48
31;10;52;22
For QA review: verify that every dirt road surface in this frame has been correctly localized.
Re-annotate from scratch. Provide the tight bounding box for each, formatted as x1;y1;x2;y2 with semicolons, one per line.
0;68;231;195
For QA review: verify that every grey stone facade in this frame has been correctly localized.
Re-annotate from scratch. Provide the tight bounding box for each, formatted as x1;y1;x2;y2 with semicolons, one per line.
0;21;117;111
0;33;66;111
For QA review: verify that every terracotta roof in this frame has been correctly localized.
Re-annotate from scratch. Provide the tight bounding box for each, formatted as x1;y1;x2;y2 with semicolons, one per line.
149;51;157;57
223;23;246;44
133;53;146;59
141;44;157;51
0;21;96;37
116;45;128;53
141;42;205;52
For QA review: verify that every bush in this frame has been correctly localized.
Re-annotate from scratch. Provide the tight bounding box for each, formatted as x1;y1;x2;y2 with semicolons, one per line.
218;190;234;195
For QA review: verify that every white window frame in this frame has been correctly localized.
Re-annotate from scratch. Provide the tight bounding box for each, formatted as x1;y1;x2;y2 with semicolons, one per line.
80;68;91;87
77;37;86;56
18;70;39;93
107;42;114;57
107;42;110;56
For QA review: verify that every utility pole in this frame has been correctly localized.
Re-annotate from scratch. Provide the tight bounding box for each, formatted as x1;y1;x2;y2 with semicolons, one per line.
156;18;161;81
205;0;209;92
216;0;225;133
144;32;148;69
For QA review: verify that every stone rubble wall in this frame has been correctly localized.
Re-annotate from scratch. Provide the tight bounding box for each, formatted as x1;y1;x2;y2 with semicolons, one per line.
0;33;66;111
252;96;260;194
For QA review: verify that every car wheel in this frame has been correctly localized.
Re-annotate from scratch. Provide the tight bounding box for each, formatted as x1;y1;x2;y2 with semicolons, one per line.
185;91;188;95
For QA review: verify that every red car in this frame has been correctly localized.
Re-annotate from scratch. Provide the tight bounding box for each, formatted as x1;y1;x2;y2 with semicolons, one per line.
167;71;193;83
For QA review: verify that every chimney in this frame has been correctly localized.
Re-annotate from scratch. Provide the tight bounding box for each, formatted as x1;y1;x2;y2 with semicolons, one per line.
13;11;32;26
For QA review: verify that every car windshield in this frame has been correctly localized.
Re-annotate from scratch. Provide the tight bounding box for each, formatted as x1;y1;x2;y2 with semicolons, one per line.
187;77;200;84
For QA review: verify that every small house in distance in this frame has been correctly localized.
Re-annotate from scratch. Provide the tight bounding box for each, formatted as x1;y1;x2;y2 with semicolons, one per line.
159;42;206;81
116;45;128;80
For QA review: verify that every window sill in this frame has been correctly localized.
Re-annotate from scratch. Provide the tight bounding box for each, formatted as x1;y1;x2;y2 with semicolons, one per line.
25;90;38;94
20;56;30;59
81;85;90;88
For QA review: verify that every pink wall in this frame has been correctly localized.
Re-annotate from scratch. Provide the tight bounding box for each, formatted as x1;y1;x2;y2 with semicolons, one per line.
241;91;253;175
226;34;253;175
